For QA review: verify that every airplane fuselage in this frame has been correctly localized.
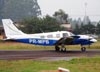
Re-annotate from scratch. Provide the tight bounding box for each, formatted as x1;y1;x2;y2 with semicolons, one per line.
12;31;96;46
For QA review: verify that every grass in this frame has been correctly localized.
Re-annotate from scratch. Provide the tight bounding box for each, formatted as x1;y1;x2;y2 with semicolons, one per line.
0;41;54;50
0;57;100;72
0;40;100;50
0;40;100;72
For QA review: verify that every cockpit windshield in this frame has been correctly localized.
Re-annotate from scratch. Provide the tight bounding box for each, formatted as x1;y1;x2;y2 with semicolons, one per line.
63;33;68;37
70;32;75;36
63;32;75;37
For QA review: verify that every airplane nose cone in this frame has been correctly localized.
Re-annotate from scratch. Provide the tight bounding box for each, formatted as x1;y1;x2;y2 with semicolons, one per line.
90;39;97;43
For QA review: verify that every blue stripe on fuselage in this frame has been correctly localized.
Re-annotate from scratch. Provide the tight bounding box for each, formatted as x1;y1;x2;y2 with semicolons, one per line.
15;38;93;46
15;38;57;46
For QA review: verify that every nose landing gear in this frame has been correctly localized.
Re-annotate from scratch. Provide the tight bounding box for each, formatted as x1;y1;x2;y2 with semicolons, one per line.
81;47;86;52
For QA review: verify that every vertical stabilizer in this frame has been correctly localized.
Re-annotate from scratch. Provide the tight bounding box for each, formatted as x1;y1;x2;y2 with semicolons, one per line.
2;19;25;38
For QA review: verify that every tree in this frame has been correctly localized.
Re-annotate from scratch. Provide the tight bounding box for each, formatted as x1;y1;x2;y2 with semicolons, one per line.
53;9;68;24
73;21;96;34
20;16;65;33
0;0;41;21
83;22;95;34
96;21;100;35
0;0;4;21
20;17;42;33
73;24;80;34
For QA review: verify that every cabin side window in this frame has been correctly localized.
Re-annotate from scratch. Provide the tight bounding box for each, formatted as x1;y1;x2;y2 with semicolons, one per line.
40;36;45;38
63;33;68;37
56;34;60;38
47;35;53;38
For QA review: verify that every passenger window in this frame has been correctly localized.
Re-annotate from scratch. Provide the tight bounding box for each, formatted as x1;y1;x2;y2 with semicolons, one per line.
56;34;60;38
41;36;45;38
63;33;68;37
47;35;53;38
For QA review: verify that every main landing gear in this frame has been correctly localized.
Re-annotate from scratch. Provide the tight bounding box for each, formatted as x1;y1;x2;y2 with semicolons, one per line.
55;45;60;52
55;44;66;52
55;45;87;52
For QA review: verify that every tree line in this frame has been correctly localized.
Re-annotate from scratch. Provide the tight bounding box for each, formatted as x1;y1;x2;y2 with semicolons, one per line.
0;0;41;21
17;9;100;35
19;9;68;34
73;21;100;35
19;15;66;34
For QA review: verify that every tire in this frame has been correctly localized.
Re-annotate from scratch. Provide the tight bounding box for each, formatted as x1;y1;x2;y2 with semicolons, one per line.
55;46;60;51
81;47;86;52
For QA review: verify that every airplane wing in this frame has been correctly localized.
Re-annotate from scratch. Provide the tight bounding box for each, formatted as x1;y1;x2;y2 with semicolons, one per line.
55;36;80;45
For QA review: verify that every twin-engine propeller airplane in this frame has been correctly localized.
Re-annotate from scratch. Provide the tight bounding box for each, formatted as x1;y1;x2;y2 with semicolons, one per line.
2;19;97;52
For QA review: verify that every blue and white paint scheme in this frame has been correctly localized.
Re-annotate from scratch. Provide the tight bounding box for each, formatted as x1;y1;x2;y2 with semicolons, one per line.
2;19;97;52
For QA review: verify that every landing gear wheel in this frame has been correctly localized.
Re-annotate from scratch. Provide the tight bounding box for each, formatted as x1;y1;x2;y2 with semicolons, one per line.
61;48;63;52
81;47;86;52
55;45;60;52
61;44;66;52
61;48;66;52
64;48;66;52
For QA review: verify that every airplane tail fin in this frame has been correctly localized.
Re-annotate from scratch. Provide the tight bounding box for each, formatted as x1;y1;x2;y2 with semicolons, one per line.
2;19;25;39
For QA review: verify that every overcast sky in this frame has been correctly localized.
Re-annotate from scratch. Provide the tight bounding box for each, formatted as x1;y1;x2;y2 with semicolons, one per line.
38;0;100;21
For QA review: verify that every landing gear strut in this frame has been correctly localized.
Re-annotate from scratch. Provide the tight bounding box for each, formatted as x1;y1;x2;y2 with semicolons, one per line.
55;45;60;52
61;44;66;52
55;44;66;52
81;47;86;52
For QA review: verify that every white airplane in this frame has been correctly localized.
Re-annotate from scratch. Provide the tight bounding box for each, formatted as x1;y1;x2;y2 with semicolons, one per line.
2;19;97;52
